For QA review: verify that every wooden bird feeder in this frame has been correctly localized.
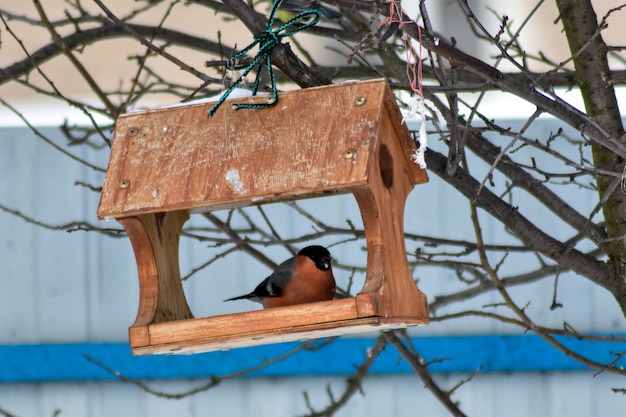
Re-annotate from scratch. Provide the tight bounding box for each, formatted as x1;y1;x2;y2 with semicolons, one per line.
97;79;429;355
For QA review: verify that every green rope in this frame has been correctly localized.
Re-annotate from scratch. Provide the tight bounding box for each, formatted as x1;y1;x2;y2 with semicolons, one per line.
207;0;321;118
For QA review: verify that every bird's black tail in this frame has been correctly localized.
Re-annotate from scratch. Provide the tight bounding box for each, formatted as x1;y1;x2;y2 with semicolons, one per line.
223;293;254;302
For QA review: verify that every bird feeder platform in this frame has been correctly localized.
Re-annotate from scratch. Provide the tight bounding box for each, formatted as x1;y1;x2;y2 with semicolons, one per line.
97;78;429;355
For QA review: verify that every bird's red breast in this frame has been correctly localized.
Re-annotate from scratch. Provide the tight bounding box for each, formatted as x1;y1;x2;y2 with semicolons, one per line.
263;253;336;308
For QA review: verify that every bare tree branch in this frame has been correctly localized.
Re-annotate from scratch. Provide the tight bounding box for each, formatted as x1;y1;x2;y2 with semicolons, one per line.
384;331;470;417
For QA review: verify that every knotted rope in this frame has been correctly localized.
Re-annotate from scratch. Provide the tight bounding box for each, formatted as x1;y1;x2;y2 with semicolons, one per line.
207;0;321;117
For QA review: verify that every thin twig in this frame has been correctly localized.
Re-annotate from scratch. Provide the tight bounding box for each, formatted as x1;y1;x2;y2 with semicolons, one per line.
0;98;105;172
301;334;388;417
93;0;213;83
0;203;123;237
84;339;332;399
475;108;543;198
465;154;626;376
33;0;119;118
0;12;112;146
202;212;278;269
384;331;469;417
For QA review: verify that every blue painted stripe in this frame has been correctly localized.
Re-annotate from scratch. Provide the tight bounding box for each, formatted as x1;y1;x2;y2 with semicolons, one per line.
1;334;624;383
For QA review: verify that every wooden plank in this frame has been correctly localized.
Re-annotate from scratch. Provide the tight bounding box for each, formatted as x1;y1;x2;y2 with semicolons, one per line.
145;298;361;345
98;80;394;218
128;325;150;348
129;295;428;354
132;319;424;355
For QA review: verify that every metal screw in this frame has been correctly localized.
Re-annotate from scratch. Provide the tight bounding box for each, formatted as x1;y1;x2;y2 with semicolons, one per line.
119;180;131;189
354;97;366;106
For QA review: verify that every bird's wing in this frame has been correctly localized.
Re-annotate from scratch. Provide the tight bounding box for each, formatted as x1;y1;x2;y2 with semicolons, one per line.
259;255;297;297
224;254;297;302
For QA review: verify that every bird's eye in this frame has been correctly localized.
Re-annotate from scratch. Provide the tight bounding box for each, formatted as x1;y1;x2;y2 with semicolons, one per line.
319;257;331;269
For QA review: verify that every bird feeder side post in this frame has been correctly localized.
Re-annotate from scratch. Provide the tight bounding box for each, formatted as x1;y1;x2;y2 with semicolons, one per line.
117;210;193;347
351;90;429;323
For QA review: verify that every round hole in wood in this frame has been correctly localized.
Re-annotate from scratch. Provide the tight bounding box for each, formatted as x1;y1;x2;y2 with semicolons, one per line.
379;144;394;189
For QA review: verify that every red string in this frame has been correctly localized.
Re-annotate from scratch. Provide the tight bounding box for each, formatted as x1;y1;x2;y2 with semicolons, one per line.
388;0;423;99
389;0;402;25
404;30;423;99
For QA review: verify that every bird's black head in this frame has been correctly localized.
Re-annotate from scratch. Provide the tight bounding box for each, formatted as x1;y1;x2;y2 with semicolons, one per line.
299;245;332;271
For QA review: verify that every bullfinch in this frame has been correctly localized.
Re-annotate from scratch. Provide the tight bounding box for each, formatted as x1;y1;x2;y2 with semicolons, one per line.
224;245;336;308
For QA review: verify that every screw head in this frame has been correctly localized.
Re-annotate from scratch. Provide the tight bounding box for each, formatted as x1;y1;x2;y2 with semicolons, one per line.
343;148;357;159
